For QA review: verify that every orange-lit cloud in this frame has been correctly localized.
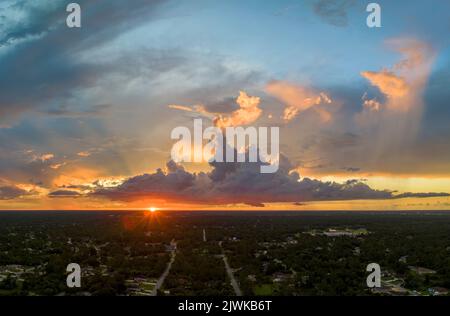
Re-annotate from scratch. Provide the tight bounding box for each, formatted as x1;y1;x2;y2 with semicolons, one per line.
265;81;332;122
352;38;437;179
35;153;54;162
169;91;263;128
77;151;91;157
360;70;409;99
168;104;211;117
168;104;196;112
315;107;333;123
362;98;381;112
360;38;434;113
50;162;66;170
52;166;103;188
213;91;262;128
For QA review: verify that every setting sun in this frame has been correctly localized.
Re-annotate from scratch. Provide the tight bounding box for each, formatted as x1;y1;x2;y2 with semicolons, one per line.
148;207;157;213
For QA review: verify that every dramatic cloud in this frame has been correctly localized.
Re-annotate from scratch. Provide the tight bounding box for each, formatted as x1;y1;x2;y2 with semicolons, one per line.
90;156;447;206
266;81;332;122
1;2;449;209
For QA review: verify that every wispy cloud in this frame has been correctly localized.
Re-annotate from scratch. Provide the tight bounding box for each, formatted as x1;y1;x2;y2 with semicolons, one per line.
0;0;168;122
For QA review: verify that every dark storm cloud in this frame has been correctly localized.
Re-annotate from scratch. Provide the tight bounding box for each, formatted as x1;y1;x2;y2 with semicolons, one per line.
312;0;356;27
0;0;168;121
0;185;29;200
394;192;450;199
91;155;441;206
48;190;81;198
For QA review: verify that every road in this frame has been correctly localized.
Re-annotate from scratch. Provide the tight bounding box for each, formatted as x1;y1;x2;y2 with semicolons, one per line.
152;240;177;296
219;241;242;296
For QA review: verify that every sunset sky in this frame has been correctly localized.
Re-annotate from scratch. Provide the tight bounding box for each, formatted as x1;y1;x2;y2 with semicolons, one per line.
0;0;449;210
